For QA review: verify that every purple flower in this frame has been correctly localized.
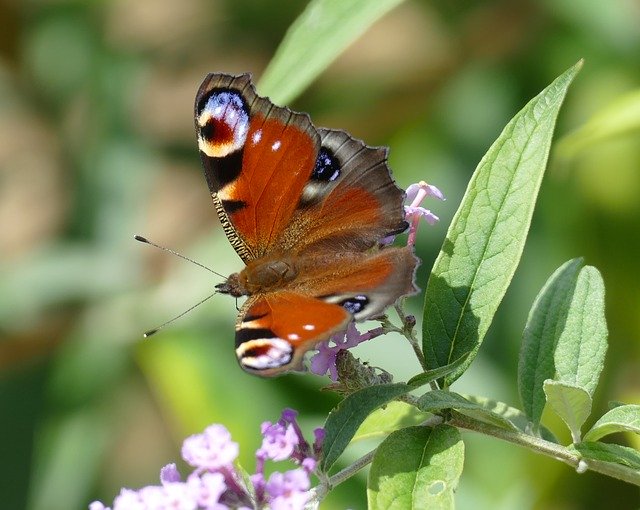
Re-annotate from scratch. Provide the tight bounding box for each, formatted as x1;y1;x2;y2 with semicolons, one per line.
405;181;445;246
405;181;445;202
259;421;299;461
312;428;325;455
141;483;197;509
89;503;110;510
160;463;182;484
90;410;320;510
266;468;311;510
381;181;445;246
187;472;227;509
111;488;145;510
310;323;384;380
182;424;239;471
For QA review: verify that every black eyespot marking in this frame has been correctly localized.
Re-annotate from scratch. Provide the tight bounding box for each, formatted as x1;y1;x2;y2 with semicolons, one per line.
312;147;341;182
221;199;247;214
235;328;277;347
340;295;369;314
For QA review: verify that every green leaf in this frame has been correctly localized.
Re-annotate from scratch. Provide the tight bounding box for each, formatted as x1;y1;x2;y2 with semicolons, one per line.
543;380;592;443
259;0;405;104
367;425;464;510
407;354;470;387
321;383;411;470
422;61;582;387
573;442;640;471
417;391;517;432
557;88;640;160
462;394;558;443
583;404;640;442
554;266;608;395
518;258;583;426
353;402;430;442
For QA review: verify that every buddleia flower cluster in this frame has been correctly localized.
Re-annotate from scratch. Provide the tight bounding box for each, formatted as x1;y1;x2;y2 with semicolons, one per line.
90;409;323;510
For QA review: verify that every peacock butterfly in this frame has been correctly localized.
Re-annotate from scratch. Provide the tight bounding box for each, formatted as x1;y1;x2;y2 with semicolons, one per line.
195;73;418;377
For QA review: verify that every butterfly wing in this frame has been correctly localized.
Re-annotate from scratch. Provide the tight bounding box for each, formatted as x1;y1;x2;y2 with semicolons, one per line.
195;74;408;263
235;247;417;376
235;292;350;376
195;73;320;262
286;128;408;255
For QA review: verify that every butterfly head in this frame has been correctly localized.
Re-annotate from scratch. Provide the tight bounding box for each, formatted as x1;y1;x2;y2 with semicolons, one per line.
215;273;246;298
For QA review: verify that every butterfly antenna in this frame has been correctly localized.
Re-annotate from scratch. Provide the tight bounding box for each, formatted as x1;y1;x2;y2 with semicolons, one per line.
143;291;218;338
134;235;227;279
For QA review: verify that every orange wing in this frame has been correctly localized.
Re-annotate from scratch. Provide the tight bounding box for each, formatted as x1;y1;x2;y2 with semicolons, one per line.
234;292;350;376
195;73;319;262
195;74;408;263
234;247;418;376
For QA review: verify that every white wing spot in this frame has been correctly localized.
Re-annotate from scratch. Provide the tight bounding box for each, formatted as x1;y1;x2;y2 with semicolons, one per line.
252;130;262;144
272;140;281;151
303;324;315;331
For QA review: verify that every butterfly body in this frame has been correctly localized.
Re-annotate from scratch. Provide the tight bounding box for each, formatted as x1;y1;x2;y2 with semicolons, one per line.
195;73;418;376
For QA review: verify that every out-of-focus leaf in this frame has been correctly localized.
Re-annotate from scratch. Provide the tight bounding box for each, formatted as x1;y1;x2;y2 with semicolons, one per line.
422;61;582;387
367;425;464;510
259;0;405;104
557;89;640;160
518;258;583;427
583;404;640;442
321;383;411;471
27;411;110;510
544;380;592;443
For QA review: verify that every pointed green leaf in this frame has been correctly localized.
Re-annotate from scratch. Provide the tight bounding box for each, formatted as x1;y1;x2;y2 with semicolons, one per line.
573;442;640;471
422;61;582;386
321;383;411;470
518;258;583;426
462;395;558;443
583;404;640;442
407;354;470;387
259;0;405;104
353;402;430;442
554;266;608;394
417;391;517;432
544;380;592;443
368;425;464;510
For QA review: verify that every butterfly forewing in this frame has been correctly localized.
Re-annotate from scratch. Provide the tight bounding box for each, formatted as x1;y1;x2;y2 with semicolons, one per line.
195;73;319;262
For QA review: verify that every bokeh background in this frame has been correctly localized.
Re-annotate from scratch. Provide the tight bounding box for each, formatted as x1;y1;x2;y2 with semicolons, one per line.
1;0;639;508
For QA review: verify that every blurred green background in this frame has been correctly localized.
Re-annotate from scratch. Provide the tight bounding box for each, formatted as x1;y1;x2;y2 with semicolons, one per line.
1;0;639;508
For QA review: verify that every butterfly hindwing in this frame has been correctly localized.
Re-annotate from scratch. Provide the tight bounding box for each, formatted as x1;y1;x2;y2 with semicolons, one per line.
235;292;350;376
234;247;418;376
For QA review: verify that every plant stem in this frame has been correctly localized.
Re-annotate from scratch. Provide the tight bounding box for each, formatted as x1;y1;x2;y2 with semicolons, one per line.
448;412;640;486
393;303;428;372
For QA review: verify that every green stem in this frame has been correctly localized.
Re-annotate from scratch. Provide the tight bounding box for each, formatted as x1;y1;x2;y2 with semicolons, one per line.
448;412;640;486
393;303;428;372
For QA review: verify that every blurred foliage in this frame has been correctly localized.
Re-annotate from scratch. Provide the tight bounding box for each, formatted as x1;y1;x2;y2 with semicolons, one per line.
0;0;639;509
